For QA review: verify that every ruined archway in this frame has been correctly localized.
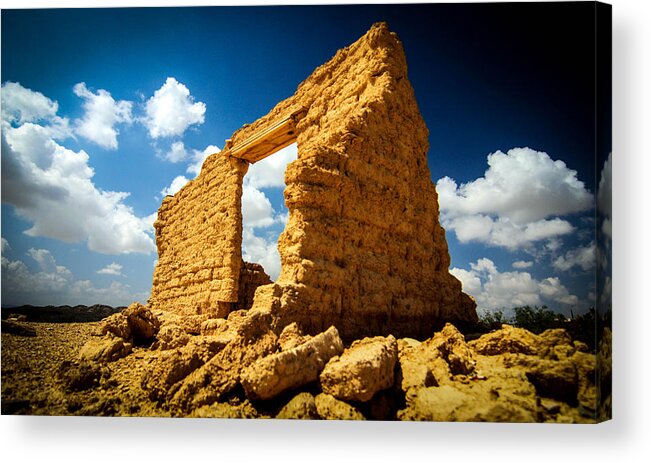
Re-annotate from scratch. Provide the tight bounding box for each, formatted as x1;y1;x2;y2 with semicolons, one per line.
151;22;477;340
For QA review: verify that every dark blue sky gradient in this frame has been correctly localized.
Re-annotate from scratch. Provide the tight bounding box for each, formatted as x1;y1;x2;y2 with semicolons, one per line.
2;4;597;187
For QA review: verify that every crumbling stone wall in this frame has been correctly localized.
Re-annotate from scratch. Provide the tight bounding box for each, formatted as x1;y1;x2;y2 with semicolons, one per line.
151;22;477;340
150;154;248;317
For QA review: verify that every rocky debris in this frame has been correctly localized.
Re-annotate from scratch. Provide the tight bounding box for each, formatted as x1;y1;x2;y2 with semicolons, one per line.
168;328;278;413
101;303;160;344
278;322;311;351
200;317;229;335
2;303;607;422
79;334;132;363
397;324;473;401
398;346;450;399
2;319;37;337
58;360;109;391
237;261;273;311
524;359;579;406
538;328;575;359
240;326;343;401
276;392;320;420
320;335;397;402
141;345;206;402
469;324;540;356
425;323;476;375
314;393;365;420
152;324;190;350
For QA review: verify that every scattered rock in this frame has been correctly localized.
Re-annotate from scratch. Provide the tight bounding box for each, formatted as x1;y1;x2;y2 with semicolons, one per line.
278;322;310;351
241;326;343;401
237;261;273;311
1;399;31;415
538;328;575;359
169;328;278;412
200;317;229;336
153;324;190;350
276;392;320;420
320;335;397;402
315;393;365;420
469;324;540;356
141;344;206;402
573;340;590;353
524;359;579;406
425;323;475;375
101;302;160;344
79;334;131;363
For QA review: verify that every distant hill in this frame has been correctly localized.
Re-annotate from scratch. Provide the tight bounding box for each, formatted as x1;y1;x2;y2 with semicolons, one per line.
1;305;125;323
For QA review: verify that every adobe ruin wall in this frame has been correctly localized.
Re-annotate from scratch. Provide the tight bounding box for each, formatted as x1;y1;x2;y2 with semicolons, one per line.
150;22;477;340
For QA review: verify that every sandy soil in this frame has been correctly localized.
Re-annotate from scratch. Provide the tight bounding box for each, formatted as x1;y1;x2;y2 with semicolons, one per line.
2;321;168;416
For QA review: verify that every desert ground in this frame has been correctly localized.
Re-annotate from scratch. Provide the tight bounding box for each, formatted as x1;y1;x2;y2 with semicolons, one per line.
1;304;611;422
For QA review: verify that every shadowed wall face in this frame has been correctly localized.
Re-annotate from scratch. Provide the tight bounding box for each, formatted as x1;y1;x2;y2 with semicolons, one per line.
151;23;476;339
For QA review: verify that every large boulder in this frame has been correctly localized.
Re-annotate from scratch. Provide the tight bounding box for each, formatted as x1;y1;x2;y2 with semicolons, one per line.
101;302;160;344
538;328;575;359
79;334;131;363
153;324;190;350
314;393;365;420
240;326;343;401
469;324;540;356
141;345;206;402
424;323;475;375
276;392;320;420
277;322;311;351
320;335;398;402
168;328;278;412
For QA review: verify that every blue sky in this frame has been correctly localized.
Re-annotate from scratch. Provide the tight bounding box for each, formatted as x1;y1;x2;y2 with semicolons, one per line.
1;4;610;315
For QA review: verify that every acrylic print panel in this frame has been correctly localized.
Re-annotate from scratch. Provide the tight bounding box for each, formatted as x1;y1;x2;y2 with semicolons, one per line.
1;2;611;422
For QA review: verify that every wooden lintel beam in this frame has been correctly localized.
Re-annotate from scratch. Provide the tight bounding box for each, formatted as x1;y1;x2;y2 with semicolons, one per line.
227;107;306;163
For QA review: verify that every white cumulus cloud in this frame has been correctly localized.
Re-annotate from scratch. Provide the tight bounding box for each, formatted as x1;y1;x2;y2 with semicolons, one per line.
1;82;72;140
552;242;596;272
450;257;579;313
2;81;59;124
1;83;156;255
239;144;297;279
242;185;276;228
1;242;147;306
143;77;205;138
161;141;189;163
437;147;593;251
73;82;133;149
242;228;281;281
512;260;533;269
160;175;190;197
97;262;124;277
245;143;298;189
